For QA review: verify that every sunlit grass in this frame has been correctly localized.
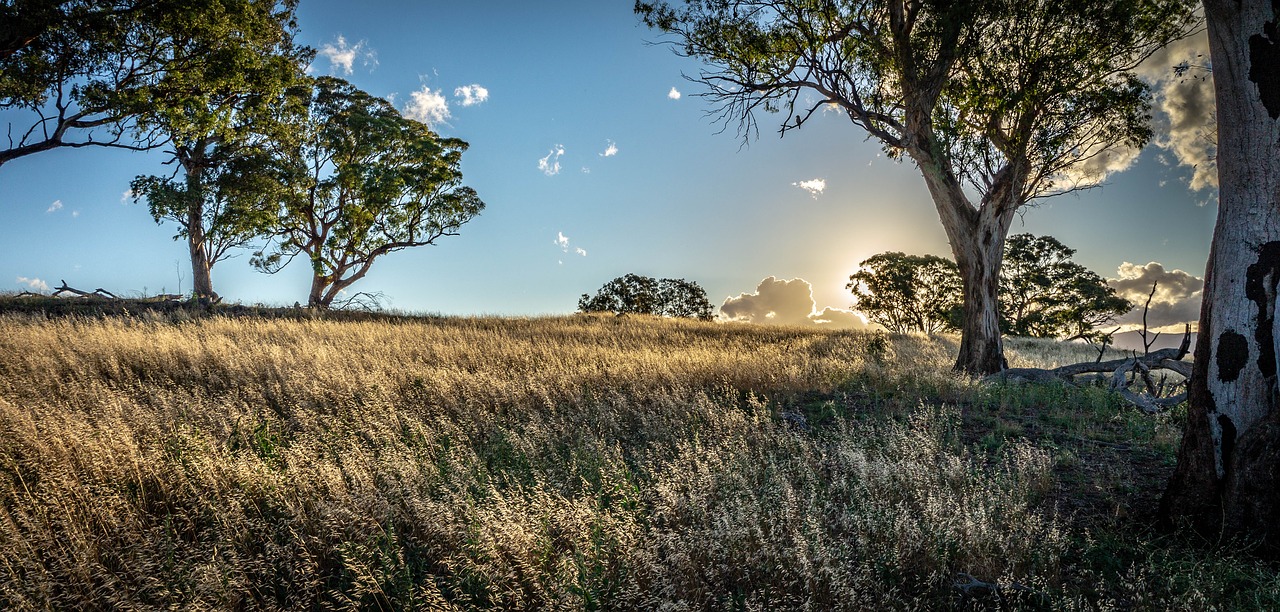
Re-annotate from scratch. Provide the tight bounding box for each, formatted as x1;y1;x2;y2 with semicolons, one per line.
0;312;1274;609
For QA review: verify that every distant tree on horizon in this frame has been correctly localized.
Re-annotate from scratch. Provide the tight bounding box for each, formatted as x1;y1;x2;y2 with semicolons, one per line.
579;274;714;320
1000;234;1133;341
847;252;961;334
638;0;1198;374
253;77;484;309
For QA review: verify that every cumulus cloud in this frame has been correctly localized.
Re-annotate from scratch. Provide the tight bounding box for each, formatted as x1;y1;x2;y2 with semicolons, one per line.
16;276;49;292
600;140;618;157
1137;29;1217;191
575;247;587;257
538;145;565;176
318;35;376;75
721;276;869;329
667;87;681;100
404;86;450;127
46;199;62;213
792;178;826;198
454;84;489;106
1058;143;1143;189
1108;261;1203;331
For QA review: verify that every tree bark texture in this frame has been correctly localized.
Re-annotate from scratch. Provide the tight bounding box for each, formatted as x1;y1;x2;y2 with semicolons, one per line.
1161;0;1280;552
914;142;1015;375
184;161;216;300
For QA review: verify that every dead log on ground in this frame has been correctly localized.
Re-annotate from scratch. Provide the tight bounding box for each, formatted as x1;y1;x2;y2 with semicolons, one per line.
51;280;120;300
985;324;1193;414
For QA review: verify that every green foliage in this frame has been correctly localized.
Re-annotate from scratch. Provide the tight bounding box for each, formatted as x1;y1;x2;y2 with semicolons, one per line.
129;148;281;266
1000;233;1133;340
578;273;714;320
0;0;308;166
847;252;962;334
126;0;309;298
254;76;485;308
636;0;1197;199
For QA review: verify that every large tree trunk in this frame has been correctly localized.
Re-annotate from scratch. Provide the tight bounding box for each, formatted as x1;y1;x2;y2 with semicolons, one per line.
307;269;329;309
952;213;1012;375
184;162;216;301
915;152;1014;375
1160;0;1280;552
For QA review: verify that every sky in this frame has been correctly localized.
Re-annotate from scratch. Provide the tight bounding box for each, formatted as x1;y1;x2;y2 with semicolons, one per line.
0;1;1219;333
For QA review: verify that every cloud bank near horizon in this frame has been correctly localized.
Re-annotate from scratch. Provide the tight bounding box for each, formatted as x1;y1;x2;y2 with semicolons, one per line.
720;276;868;329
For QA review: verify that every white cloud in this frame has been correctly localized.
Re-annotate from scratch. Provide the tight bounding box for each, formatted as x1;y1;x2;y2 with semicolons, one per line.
71;210;79;218
553;232;588;257
667;87;681;100
318;35;376;75
538;145;565;176
120;189;134;204
16;276;49;292
46;199;62;213
600;140;618;157
404;86;450;127
1136;29;1217;191
1108;261;1203;330
453;84;489;106
721;276;869;329
792;178;826;198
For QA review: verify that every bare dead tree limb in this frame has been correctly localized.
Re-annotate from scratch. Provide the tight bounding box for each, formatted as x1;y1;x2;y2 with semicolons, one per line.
986;324;1193;413
51;280;119;300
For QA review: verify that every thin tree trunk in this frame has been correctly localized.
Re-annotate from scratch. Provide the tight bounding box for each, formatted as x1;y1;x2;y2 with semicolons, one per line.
307;265;328;309
184;161;216;300
1160;0;1280;552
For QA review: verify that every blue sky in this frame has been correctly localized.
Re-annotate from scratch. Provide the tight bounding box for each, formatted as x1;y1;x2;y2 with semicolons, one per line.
0;1;1217;330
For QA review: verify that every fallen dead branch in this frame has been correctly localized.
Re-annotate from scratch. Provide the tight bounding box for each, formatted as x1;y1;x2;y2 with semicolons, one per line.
987;324;1193;414
51;280;119;300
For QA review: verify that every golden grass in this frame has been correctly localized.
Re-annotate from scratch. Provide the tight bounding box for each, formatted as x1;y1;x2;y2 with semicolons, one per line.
0;313;1272;609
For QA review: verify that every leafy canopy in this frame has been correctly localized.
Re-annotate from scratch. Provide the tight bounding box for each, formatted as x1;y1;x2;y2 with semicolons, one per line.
579;274;715;320
255;76;484;309
0;0;306;166
848;252;962;334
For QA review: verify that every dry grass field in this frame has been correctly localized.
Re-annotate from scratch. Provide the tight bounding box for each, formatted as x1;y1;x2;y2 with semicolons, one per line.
0;308;1276;609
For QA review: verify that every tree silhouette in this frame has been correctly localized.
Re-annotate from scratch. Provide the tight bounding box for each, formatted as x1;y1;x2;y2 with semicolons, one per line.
847;252;960;334
1000;234;1132;340
579;274;714;320
850;236;1131;338
638;0;1197;374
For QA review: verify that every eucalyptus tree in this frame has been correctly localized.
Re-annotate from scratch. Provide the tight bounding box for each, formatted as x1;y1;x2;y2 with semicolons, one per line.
579;274;714;320
999;234;1131;340
130;0;309;301
637;0;1197;374
254;77;484;309
0;0;170;165
1161;0;1280;553
847;252;961;334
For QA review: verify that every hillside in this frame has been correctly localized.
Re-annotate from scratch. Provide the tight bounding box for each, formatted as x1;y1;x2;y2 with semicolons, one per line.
0;312;1275;609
